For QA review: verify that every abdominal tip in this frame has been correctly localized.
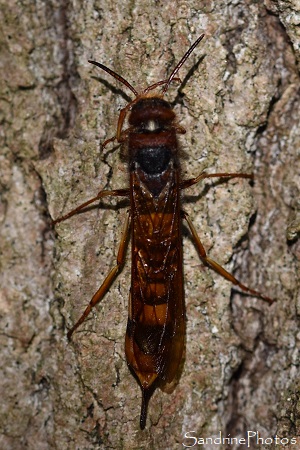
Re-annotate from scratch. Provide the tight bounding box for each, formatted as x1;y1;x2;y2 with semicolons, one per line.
140;389;148;430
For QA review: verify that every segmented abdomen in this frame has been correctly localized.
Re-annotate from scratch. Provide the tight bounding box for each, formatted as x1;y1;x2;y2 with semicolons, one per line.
125;166;184;390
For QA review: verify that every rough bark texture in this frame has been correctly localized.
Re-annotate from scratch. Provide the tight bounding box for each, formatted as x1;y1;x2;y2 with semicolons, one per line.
0;1;299;449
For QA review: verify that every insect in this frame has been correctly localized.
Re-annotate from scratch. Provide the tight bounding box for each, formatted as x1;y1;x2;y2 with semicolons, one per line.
53;35;273;429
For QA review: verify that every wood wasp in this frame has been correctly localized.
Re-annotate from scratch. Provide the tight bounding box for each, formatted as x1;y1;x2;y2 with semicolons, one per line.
53;34;273;429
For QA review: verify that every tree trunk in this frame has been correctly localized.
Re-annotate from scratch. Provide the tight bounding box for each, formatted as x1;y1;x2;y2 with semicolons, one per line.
0;1;299;449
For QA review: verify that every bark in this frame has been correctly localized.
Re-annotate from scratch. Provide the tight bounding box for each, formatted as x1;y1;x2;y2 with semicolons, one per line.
0;1;299;449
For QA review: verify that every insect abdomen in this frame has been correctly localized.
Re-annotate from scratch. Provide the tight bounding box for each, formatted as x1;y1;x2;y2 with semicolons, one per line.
125;169;184;390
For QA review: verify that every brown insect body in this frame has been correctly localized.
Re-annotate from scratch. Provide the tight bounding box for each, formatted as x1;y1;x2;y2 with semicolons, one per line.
125;98;184;426
53;35;273;429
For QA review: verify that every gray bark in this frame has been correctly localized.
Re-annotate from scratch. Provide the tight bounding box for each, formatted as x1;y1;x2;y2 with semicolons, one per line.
0;1;299;449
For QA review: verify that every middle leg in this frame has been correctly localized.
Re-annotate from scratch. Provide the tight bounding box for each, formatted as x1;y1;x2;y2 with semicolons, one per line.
180;171;253;190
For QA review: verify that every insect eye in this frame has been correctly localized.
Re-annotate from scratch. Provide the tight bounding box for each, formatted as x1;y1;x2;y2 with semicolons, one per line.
129;98;175;127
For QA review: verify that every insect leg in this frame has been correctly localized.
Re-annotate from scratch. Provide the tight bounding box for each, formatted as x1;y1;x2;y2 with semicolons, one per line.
67;211;131;340
182;211;274;303
101;135;117;148
181;171;253;190
53;188;129;225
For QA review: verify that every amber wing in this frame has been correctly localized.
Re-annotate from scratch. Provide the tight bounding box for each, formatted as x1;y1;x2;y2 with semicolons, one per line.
125;164;185;393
